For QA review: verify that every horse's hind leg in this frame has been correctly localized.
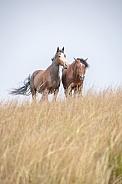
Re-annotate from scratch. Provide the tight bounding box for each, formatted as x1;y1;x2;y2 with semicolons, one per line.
32;90;36;101
30;75;36;101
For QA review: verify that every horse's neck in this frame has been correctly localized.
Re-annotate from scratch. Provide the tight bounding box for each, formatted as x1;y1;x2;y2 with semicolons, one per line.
72;62;78;78
50;60;60;77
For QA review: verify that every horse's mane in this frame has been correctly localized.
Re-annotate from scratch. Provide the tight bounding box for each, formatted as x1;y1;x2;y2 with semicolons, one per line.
77;58;89;68
51;57;54;61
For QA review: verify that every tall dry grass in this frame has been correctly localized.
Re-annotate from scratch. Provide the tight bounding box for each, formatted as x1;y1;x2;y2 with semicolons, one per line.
0;88;122;184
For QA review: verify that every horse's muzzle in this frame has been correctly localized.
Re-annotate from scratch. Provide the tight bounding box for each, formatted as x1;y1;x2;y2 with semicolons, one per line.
79;75;85;81
63;65;68;69
63;63;69;69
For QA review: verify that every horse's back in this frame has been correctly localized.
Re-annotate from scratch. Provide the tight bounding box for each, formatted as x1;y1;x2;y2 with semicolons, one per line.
33;70;44;78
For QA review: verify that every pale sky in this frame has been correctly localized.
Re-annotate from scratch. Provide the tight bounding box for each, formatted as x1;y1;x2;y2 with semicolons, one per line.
0;0;122;100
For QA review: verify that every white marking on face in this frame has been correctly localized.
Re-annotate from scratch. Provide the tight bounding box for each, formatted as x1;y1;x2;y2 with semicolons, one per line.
60;53;64;57
60;53;68;63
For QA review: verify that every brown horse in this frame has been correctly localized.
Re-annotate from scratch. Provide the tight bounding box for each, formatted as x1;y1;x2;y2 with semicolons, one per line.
62;58;89;97
10;47;69;101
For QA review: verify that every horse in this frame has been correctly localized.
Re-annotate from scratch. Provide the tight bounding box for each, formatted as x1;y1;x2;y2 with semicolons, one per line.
10;47;69;101
62;58;89;97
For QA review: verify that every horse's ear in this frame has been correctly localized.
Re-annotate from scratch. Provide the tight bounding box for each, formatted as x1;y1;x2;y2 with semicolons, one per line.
85;58;88;61
62;47;64;53
74;58;79;63
57;47;59;52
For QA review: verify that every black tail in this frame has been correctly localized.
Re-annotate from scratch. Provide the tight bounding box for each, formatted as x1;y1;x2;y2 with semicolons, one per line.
10;75;31;96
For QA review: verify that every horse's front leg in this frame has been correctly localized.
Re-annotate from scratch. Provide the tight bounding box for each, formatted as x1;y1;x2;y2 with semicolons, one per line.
67;83;73;97
53;89;59;101
76;84;83;97
64;88;68;98
73;86;81;97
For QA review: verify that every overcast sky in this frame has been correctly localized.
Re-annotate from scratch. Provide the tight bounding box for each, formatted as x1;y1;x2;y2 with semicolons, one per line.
0;0;122;101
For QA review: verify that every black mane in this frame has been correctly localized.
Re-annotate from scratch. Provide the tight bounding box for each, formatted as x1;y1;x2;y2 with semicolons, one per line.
51;57;54;61
77;58;89;68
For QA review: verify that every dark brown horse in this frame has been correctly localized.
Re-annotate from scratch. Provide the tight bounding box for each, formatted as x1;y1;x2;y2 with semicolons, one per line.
10;47;69;101
62;58;89;97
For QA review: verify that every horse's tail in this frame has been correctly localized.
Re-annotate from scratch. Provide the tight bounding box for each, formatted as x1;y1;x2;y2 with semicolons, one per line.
10;75;31;96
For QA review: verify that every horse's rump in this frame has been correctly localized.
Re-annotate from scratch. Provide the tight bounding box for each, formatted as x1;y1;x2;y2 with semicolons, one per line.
30;70;45;91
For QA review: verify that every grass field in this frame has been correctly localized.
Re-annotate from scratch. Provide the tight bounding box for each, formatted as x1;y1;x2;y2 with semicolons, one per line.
0;87;122;184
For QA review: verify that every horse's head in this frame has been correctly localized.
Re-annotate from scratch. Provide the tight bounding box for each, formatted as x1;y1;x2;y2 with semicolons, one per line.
54;47;69;68
74;58;89;81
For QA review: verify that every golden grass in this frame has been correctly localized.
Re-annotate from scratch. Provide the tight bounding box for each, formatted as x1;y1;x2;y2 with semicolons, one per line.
0;88;122;184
